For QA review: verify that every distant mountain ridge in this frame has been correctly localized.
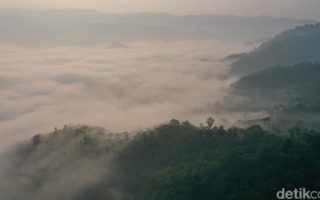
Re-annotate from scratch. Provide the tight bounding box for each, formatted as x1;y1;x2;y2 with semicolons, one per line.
230;23;320;75
0;9;315;46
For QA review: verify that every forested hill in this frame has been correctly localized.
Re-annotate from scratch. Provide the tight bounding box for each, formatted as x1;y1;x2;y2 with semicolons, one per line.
230;23;320;75
1;121;320;200
232;62;320;103
230;62;320;129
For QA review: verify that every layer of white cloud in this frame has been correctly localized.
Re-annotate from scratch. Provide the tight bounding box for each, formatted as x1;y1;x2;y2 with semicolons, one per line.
0;41;252;150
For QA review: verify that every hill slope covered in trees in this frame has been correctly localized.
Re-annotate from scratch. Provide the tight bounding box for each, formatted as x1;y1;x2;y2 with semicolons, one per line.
230;23;320;75
230;62;320;129
1;121;320;200
232;62;320;103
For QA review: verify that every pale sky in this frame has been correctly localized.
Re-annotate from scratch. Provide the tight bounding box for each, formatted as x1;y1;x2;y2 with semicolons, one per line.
0;0;319;20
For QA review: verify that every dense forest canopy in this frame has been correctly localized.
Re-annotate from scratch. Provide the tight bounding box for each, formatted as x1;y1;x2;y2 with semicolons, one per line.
1;121;320;200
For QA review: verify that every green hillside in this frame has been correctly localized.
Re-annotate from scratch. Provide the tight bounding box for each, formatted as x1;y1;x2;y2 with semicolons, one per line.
230;23;320;75
1;121;320;200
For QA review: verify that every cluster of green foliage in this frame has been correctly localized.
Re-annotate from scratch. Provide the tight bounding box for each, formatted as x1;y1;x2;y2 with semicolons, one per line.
114;119;320;200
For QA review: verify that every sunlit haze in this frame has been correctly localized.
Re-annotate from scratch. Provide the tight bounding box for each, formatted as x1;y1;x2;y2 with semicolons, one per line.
1;0;320;19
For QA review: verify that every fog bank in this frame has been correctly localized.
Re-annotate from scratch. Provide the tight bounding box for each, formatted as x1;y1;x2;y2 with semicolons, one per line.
0;40;252;149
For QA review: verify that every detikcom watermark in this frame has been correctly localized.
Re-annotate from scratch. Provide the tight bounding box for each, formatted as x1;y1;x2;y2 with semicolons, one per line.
277;188;320;200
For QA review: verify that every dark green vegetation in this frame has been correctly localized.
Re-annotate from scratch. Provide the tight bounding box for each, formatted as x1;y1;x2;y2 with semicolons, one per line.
228;23;320;129
117;120;320;200
1;120;320;200
230;23;320;75
231;59;320;128
233;62;320;104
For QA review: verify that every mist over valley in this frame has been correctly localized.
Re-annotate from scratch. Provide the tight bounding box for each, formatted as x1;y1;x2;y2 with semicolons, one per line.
0;6;320;200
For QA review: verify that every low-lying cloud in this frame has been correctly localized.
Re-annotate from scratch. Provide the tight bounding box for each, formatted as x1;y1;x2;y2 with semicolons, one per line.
0;40;252;149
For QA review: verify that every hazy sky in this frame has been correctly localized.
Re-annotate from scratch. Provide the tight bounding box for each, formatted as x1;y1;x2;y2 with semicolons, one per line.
0;0;319;19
